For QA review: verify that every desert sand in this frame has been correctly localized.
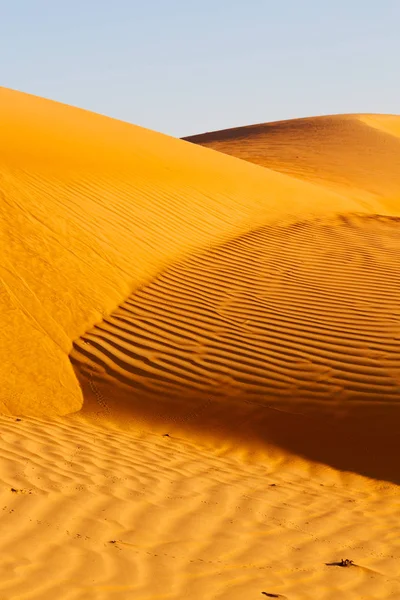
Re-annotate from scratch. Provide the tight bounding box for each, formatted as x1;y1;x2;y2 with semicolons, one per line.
1;89;399;598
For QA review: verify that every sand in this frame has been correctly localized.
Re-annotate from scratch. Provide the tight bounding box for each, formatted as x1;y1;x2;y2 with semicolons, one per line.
183;114;400;211
1;90;399;598
1;413;399;599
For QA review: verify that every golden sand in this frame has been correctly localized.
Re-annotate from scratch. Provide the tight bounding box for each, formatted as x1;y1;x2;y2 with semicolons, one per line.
184;114;400;211
1;90;399;598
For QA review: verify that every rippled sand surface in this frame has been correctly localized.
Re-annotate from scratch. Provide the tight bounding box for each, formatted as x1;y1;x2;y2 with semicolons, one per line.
1;89;399;597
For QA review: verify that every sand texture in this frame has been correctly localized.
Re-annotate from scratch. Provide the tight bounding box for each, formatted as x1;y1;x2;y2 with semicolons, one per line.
1;413;399;599
1;89;400;598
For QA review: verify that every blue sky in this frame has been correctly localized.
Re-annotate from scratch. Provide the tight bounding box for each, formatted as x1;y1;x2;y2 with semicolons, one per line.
1;1;399;136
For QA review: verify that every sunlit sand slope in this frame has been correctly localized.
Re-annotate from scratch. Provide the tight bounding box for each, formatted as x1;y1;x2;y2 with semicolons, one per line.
2;89;370;416
184;114;400;211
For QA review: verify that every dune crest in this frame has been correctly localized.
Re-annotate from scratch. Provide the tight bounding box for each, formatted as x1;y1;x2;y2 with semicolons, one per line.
359;114;400;139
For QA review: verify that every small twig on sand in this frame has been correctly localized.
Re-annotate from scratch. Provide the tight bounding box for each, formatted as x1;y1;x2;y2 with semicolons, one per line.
326;558;354;567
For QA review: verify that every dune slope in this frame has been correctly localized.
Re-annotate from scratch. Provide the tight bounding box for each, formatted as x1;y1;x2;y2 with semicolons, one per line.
184;114;400;212
71;212;400;481
1;89;370;416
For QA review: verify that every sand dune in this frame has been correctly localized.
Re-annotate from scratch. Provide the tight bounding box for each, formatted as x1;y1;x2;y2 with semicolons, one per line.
184;114;400;212
1;89;400;597
2;91;383;417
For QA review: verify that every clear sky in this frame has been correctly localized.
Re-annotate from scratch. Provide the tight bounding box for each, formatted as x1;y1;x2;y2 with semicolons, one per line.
1;1;399;137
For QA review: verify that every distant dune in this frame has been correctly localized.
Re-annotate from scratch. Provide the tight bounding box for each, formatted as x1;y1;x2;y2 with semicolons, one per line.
1;90;400;598
184;114;400;211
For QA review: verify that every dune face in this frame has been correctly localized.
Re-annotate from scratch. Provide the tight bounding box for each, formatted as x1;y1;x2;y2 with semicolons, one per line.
184;114;400;212
2;92;393;418
71;213;400;481
0;89;350;415
1;89;400;477
1;90;400;598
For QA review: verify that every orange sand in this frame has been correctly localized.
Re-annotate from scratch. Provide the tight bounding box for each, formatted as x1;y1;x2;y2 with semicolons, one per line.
1;90;400;598
184;114;400;213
